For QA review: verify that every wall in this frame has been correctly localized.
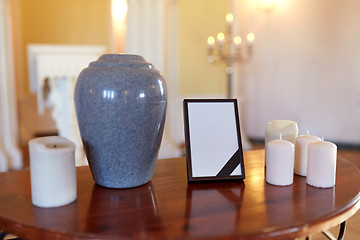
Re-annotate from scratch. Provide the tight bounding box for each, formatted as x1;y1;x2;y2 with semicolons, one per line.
234;0;360;144
12;0;111;99
178;0;230;96
167;0;256;152
174;0;360;146
9;0;360;154
10;0;111;146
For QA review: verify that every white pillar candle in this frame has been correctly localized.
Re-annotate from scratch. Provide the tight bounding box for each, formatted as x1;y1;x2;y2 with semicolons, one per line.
265;135;295;186
307;140;337;188
265;120;298;166
294;132;321;176
29;136;77;208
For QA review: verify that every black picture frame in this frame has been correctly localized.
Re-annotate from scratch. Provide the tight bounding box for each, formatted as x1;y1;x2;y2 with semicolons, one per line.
183;99;245;183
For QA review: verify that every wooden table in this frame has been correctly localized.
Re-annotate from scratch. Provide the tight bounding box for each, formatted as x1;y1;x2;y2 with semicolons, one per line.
0;150;359;240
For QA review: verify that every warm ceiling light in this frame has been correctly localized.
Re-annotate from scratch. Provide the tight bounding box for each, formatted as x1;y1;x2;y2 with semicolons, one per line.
260;0;275;9
112;0;128;22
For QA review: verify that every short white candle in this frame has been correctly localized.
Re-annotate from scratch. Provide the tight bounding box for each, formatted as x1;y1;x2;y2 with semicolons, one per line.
294;132;321;176
265;135;295;186
265;120;298;166
307;140;337;188
29;136;77;208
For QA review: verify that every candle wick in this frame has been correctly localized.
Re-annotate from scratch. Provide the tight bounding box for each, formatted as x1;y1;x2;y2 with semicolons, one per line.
53;145;57;148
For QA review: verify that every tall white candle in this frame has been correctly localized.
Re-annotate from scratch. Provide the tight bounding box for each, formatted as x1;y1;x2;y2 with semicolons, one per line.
307;140;337;188
265;135;294;186
294;132;321;176
265;120;298;166
29;136;77;208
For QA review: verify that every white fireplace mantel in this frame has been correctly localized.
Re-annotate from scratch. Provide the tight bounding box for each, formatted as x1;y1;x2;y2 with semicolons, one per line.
27;44;105;165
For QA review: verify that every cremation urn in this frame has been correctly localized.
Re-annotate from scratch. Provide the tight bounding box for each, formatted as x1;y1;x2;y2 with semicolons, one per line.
74;54;167;188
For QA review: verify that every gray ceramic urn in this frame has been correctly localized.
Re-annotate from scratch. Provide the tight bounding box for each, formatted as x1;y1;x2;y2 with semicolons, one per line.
74;54;167;188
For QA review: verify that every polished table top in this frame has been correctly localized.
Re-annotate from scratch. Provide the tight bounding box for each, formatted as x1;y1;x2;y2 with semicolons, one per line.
0;150;359;240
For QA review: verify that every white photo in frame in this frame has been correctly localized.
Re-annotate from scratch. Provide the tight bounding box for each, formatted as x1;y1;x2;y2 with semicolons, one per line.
183;99;245;182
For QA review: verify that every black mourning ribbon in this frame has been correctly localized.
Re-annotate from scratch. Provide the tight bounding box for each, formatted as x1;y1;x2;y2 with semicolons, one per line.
216;149;241;177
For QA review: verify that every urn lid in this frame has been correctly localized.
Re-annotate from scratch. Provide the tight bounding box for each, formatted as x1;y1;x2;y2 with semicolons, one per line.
89;54;154;69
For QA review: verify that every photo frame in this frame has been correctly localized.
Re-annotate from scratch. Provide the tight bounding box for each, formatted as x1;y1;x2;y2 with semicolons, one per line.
183;99;245;183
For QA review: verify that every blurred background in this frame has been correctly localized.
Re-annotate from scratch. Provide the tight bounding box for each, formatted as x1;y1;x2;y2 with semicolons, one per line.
1;0;359;169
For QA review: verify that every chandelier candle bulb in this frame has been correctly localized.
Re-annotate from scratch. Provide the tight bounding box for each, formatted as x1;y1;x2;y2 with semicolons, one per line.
265;134;295;186
205;13;254;99
29;136;77;208
265;120;299;166
307;140;337;188
247;33;256;44
226;13;234;27
217;32;225;46
234;36;242;46
207;36;215;48
294;132;321;176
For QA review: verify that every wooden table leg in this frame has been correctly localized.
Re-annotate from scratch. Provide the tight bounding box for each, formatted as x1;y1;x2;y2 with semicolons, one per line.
0;230;22;240
322;221;346;240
